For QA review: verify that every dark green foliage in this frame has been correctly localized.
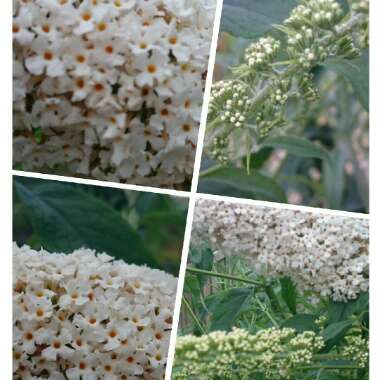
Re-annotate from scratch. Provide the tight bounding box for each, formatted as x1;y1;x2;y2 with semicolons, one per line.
13;176;187;275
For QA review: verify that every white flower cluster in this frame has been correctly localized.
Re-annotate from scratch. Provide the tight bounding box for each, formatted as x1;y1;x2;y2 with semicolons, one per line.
192;200;369;301
244;36;280;70
13;244;177;380
174;327;324;379
342;335;369;368
209;81;250;128
285;0;342;30
13;0;215;188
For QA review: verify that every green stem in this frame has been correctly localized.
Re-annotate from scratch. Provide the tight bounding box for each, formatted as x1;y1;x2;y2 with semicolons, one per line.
186;267;264;287
182;297;206;335
264;285;285;317
206;117;222;132
255;297;280;328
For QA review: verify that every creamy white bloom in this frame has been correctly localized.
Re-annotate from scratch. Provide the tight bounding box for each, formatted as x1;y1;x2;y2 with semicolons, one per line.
192;200;369;301
13;0;215;189
13;244;177;380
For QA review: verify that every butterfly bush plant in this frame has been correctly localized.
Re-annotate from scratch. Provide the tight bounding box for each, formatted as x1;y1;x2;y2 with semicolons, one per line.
173;199;369;379
13;0;215;188
200;0;369;211
206;0;368;165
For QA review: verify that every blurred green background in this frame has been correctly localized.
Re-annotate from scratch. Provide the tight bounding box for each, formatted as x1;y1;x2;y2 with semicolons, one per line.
13;176;188;276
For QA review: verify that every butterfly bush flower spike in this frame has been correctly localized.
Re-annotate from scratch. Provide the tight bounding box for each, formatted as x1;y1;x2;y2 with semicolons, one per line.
13;244;177;380
13;0;216;188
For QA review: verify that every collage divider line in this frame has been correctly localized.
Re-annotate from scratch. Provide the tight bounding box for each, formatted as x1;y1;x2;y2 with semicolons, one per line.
12;170;190;199
165;1;224;379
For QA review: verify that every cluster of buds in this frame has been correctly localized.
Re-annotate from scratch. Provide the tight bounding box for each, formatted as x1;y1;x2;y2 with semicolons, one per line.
209;81;251;128
342;335;369;368
174;327;325;380
285;0;343;30
336;35;361;59
270;79;291;106
209;136;229;165
218;83;250;128
285;26;328;68
244;37;281;70
298;73;320;101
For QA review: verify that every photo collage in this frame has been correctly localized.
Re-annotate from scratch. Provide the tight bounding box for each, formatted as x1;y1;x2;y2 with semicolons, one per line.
12;0;370;379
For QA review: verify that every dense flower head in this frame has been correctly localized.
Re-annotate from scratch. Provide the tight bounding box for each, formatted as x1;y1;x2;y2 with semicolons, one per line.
285;0;343;30
13;0;215;188
174;327;325;379
193;200;369;301
244;36;281;70
13;244;177;379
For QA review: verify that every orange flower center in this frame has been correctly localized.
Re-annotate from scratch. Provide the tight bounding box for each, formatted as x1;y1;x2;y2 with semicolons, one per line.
147;64;157;74
13;24;20;33
82;12;92;21
43;51;53;61
14;352;21;360
79;362;86;370
36;308;44;317
25;332;34;341
76;79;85;88
97;22;107;31
42;24;50;33
94;83;104;92
76;54;86;63
182;123;191;132
53;341;61;349
105;45;114;54
169;36;177;45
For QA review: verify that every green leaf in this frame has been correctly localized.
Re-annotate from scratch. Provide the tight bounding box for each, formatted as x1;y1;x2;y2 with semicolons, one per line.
246;147;273;170
200;167;286;203
327;292;369;324
190;247;214;288
281;314;319;333
324;49;369;111
206;287;253;331
183;274;202;296
323;320;353;350
323;149;345;210
221;0;297;39
280;277;297;315
14;177;157;268
262;135;332;165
